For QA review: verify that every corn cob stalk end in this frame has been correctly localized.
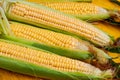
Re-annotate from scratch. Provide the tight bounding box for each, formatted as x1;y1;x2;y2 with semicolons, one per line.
105;10;120;25
105;37;120;53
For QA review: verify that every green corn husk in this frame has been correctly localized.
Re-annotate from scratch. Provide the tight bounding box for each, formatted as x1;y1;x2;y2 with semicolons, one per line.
0;7;12;35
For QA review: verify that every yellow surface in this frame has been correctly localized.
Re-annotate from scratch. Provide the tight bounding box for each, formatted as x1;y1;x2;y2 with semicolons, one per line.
0;69;40;80
93;0;120;10
0;0;120;80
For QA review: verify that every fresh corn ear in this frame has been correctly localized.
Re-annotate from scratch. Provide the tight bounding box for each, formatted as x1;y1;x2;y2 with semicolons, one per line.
26;2;120;23
43;2;120;24
0;39;113;80
2;0;113;47
10;21;89;51
37;2;110;22
27;0;92;2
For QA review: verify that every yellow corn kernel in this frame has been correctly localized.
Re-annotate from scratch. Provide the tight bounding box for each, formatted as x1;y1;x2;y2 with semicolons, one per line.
0;41;102;76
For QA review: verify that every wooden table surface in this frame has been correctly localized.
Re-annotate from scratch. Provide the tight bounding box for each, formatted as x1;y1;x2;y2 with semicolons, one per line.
0;0;120;80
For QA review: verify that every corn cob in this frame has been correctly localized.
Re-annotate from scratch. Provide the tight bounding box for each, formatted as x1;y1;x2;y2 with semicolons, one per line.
27;0;92;2
38;2;110;22
44;2;119;24
0;38;113;80
2;0;113;47
26;1;120;23
10;21;89;51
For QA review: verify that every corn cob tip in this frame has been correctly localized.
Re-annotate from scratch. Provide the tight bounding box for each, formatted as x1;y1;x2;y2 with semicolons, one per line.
96;6;108;14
